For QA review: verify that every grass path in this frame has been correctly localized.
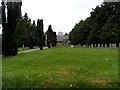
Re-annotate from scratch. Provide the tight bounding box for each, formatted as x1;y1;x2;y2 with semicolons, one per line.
18;47;48;54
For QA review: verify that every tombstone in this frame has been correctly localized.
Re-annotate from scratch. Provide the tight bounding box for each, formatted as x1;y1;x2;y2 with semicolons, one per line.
98;44;100;48
114;44;116;48
91;44;93;48
109;44;111;48
83;45;86;47
114;44;117;48
22;44;24;48
94;44;96;48
119;43;120;48
112;44;116;48
110;44;112;48
71;45;74;48
101;44;103;48
105;44;107;48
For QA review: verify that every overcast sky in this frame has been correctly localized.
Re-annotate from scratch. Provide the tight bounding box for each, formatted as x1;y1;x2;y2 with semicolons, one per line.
0;0;103;34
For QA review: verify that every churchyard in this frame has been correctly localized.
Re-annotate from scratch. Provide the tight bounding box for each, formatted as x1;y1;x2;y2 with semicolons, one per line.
1;0;120;89
2;46;118;88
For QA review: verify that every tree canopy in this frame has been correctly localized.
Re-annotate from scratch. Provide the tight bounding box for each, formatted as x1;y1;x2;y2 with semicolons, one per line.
69;2;120;47
2;1;22;56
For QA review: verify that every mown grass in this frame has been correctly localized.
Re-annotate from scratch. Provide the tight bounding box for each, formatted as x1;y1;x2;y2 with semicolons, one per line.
18;47;30;52
2;46;118;88
18;46;39;52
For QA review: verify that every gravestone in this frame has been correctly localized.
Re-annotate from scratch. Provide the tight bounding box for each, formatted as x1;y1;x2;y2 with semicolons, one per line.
109;44;111;48
95;44;96;48
101;44;103;48
98;44;100;48
112;44;116;48
105;44;107;48
22;44;24;48
91;44;93;48
83;45;86;47
119;43;120;48
71;45;74;48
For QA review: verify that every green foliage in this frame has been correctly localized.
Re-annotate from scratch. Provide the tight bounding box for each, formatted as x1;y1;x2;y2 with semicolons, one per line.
2;1;22;56
69;2;120;47
18;47;30;52
37;19;44;50
2;46;118;88
16;13;39;49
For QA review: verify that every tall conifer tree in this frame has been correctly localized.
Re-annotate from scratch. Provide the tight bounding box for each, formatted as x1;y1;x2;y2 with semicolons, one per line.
37;19;44;50
2;0;22;56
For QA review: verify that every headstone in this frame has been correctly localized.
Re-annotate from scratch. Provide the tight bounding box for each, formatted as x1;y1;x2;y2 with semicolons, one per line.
98;44;100;48
22;44;24;48
71;45;74;48
101;44;103;48
95;44;96;48
115;44;117;48
83;45;86;47
91;44;93;48
105;44;107;48
112;44;116;48
111;44;112;48
109;44;111;48
119;43;120;48
79;44;81;47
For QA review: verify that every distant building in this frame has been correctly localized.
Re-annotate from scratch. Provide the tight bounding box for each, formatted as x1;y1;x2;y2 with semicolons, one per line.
45;25;57;48
57;32;70;45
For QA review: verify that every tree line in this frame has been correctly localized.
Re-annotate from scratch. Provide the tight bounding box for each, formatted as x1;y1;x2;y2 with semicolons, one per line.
2;1;56;56
69;2;120;47
16;13;57;49
16;13;45;49
2;1;22;56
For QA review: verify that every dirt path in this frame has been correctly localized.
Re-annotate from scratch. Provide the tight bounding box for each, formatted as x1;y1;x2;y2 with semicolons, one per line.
18;47;48;54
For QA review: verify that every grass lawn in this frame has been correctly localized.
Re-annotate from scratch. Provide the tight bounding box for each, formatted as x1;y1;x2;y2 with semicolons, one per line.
18;47;30;52
18;46;39;52
2;46;118;88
